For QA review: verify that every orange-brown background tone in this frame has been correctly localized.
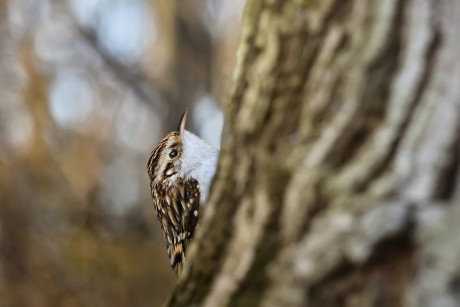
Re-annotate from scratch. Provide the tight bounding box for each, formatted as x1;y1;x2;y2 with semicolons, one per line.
0;0;244;306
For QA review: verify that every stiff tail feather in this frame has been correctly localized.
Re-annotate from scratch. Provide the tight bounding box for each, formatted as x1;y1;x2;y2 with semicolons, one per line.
170;242;186;276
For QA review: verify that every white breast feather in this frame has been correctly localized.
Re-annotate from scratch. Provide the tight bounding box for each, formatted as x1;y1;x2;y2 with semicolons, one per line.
180;131;219;201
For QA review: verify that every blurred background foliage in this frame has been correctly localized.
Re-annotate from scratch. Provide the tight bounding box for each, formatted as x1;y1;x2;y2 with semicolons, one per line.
0;0;244;306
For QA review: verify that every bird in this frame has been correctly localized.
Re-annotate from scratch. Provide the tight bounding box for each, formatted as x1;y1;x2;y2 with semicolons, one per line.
147;110;219;275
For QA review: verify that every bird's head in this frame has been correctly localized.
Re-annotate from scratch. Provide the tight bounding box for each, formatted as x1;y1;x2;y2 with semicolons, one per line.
148;110;219;198
147;111;189;187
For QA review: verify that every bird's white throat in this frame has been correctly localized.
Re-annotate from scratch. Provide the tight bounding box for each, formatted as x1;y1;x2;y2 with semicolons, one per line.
180;130;219;201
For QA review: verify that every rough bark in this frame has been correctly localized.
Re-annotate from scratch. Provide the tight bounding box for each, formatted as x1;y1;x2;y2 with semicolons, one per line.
167;0;460;306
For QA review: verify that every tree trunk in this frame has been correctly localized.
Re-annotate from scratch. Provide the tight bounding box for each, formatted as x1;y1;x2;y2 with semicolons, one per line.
167;0;460;306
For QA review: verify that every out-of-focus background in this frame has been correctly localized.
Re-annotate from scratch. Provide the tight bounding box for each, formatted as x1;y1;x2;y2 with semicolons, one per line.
0;0;244;306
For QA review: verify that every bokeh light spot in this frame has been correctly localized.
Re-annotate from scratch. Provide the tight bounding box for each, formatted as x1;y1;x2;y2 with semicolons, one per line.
49;70;97;129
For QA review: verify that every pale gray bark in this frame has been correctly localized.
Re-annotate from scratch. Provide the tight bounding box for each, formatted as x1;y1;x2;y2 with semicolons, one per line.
167;0;460;306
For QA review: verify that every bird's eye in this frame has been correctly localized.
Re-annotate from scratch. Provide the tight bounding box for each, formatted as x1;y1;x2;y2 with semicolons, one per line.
169;150;178;158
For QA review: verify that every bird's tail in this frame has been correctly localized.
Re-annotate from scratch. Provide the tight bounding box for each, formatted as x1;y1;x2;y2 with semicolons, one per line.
170;242;186;276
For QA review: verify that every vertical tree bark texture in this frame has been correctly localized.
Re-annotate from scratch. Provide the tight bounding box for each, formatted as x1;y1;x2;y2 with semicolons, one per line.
167;1;460;306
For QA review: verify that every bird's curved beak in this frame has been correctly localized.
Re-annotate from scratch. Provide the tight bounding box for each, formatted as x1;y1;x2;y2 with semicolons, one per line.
178;109;188;136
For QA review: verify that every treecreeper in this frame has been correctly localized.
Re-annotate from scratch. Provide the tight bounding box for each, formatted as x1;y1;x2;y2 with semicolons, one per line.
147;110;219;275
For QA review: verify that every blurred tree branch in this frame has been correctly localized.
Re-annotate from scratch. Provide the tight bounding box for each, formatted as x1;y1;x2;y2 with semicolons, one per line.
65;0;214;131
67;10;170;118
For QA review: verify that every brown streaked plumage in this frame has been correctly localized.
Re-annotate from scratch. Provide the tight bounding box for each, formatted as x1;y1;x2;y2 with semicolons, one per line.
150;175;200;275
147;111;218;276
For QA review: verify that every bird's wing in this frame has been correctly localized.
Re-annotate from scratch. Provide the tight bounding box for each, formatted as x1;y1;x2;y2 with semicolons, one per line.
155;179;201;275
